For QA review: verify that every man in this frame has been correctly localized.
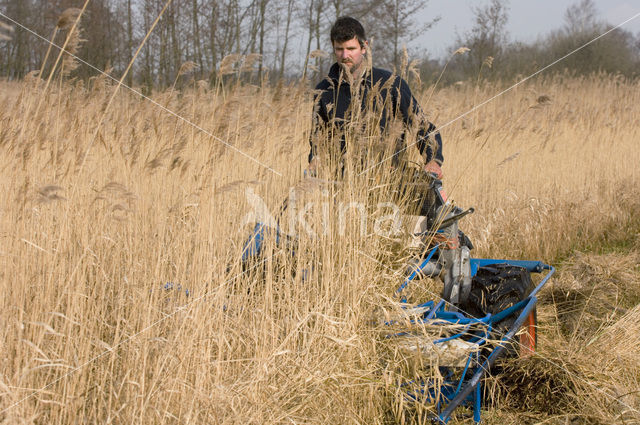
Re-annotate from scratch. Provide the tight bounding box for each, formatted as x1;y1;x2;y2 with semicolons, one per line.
308;16;443;178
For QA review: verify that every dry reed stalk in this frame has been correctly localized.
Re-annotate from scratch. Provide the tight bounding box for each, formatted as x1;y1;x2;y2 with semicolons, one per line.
218;54;243;75
172;61;199;87
0;21;13;41
0;22;12;40
308;49;329;59
74;0;175;189
164;61;200;108
60;25;84;77
0;73;639;424
44;6;86;81
31;3;89;128
37;27;59;79
240;53;262;73
177;61;198;77
0;20;14;32
56;8;83;30
425;47;469;107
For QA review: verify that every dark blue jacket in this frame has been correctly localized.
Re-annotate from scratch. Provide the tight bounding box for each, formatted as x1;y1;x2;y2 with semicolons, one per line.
309;63;443;166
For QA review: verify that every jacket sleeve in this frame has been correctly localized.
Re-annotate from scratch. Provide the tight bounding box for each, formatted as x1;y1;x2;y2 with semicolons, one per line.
308;92;326;163
397;77;444;165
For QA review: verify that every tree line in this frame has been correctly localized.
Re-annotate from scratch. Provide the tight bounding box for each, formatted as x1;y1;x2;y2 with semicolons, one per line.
0;0;638;88
0;0;434;86
426;0;640;84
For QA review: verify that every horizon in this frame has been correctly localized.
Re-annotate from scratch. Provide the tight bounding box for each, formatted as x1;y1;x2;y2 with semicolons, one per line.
414;0;640;59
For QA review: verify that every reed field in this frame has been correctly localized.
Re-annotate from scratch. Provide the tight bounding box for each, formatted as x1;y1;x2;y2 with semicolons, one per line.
0;70;639;424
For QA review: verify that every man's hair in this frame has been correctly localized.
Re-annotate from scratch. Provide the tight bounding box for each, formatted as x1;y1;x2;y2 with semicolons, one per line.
330;16;366;47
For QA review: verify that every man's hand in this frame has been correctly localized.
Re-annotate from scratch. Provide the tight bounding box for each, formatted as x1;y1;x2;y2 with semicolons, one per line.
424;160;443;179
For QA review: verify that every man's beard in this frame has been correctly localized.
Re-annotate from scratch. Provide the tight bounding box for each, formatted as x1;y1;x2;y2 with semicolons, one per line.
338;62;354;84
339;60;361;75
339;61;353;72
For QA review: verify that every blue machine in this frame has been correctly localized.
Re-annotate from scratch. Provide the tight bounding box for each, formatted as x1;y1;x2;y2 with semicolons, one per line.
391;245;554;423
241;222;555;423
240;172;555;423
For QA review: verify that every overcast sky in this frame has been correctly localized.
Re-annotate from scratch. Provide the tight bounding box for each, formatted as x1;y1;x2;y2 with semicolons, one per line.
414;0;640;58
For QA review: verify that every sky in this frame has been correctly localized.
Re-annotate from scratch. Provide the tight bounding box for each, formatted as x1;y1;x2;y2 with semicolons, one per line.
413;0;640;59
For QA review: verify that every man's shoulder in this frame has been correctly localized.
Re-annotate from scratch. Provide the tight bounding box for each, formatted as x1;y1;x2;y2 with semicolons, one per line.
371;67;392;80
314;63;341;90
314;77;333;91
370;67;397;85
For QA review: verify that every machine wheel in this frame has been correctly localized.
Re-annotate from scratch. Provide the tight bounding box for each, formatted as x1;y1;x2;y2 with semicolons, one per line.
462;263;535;356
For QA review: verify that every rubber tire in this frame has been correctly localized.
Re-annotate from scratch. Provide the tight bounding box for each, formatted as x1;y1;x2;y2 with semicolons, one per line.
462;263;535;357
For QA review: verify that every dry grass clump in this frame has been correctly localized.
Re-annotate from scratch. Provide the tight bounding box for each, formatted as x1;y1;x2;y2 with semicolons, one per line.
489;355;582;417
487;241;640;423
549;250;640;338
0;71;639;424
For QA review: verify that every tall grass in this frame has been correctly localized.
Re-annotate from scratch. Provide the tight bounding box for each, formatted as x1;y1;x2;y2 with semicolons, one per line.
0;71;639;424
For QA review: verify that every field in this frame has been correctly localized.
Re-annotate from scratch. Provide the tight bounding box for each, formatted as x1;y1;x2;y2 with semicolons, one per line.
0;72;639;424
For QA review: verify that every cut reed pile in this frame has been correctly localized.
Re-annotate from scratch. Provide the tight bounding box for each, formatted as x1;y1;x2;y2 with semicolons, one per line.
0;72;638;424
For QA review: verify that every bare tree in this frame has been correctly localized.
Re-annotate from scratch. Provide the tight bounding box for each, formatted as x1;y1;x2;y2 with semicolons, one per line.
301;0;318;80
564;0;602;36
371;0;439;71
454;0;509;77
0;0;34;79
125;0;135;85
76;1;124;79
547;0;636;76
190;0;203;71
277;0;296;79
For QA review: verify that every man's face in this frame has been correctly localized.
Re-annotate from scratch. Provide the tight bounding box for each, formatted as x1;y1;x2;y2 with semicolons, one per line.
333;37;367;74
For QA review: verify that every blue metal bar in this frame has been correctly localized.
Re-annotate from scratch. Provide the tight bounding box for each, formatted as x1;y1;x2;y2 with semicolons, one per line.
412;300;436;310
454;353;474;396
396;246;439;296
430;310;492;325
437;296;538;422
431;310;471;322
433;324;474;344
488;298;530;324
466;321;492;345
473;361;481;423
426;300;445;319
530;264;555;298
